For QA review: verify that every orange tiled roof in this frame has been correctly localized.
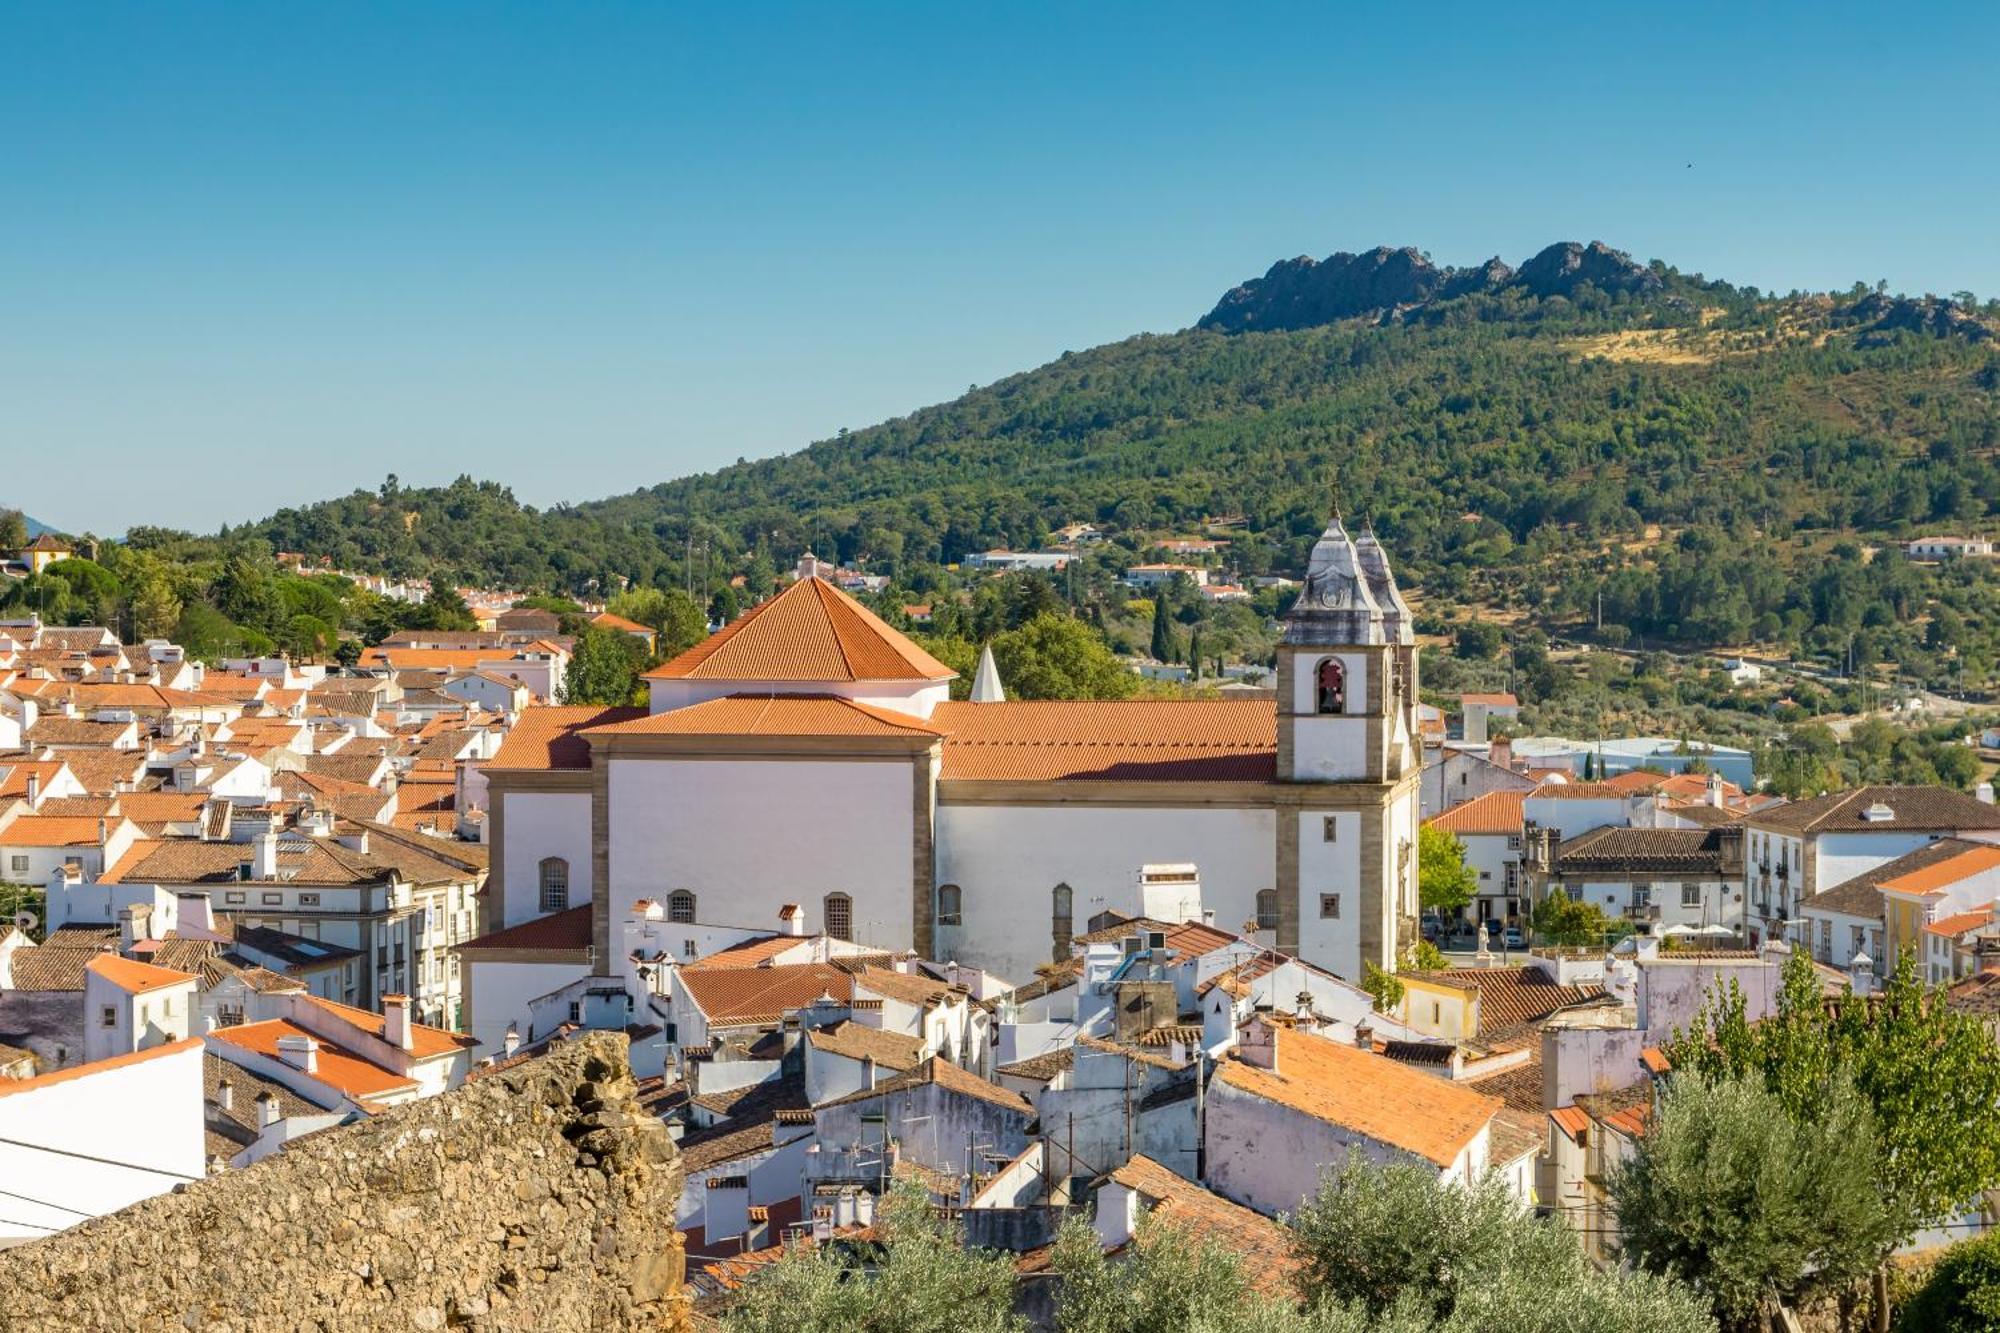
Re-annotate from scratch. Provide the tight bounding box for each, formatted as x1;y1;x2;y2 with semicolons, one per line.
585;694;944;740
1879;844;2000;898
299;995;474;1059
1459;693;1519;707
86;953;198;994
207;1020;418;1099
684;934;805;970
1215;1027;1499;1167
933;699;1276;783
677;962;855;1026
0;815;118;846
1427;790;1527;836
1550;1105;1591;1141
1925;908;1996;938
1401;966;1605;1034
456;905;592;955
486;704;645;770
590;612;654;634
1106;1154;1301;1297
644;577;954;683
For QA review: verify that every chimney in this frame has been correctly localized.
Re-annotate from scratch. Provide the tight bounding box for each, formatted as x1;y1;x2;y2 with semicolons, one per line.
215;1080;234;1113
1237;1014;1279;1071
97;817;108;845
860;1055;877;1090
779;904;804;937
274;1033;318;1074
25;771;39;806
1354;1019;1374;1050
255;1090;279;1129
118;903;151;954
503;1024;521;1058
1980;782;1996;806
1706;770;1725;808
251;830;280;880
1488;737;1512;772
383;994;413;1051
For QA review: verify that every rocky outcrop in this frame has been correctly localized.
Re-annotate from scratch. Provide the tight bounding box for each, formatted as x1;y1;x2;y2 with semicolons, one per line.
1198;239;1657;332
0;1032;690;1333
1839;292;1994;344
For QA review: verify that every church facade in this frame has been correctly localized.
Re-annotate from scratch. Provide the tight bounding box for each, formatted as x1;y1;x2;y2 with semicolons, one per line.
482;513;1422;988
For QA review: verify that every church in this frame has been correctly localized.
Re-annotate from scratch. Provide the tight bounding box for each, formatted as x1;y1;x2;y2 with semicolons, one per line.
482;510;1423;994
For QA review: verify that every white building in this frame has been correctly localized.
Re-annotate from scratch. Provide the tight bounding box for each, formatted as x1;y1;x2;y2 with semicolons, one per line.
480;512;1424;1013
1426;790;1528;930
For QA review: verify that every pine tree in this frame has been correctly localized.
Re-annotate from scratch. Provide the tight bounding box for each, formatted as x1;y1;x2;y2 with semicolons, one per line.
1149;596;1174;663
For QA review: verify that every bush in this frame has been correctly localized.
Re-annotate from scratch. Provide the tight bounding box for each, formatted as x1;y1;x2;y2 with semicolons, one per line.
1895;1231;2000;1332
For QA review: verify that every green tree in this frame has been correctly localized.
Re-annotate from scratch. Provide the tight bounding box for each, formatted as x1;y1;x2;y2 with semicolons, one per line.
1664;950;2000;1314
1531;894;1614;947
1149;596;1176;663
992;614;1137;700
1418;825;1478;913
131;571;183;640
0;510;26;551
1454;621;1502;660
1896;1231;2000;1333
723;1183;1023;1333
608;586;708;655
1052;1213;1256;1333
1290;1155;1713;1333
1610;1074;1893;1330
560;626;644;705
1361;962;1403;1012
334;638;362;668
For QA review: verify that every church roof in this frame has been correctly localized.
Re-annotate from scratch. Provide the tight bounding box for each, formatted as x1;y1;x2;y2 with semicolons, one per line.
586;694;945;740
933;700;1276;782
645;577;955;684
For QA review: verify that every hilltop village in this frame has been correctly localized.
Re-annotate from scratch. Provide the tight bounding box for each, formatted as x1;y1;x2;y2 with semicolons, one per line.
2;512;1999;1328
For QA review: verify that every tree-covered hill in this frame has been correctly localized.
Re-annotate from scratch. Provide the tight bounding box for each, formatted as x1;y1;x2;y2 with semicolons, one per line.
231;241;2000;670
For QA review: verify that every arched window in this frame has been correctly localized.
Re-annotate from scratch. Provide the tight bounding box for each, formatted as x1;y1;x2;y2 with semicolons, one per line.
1255;889;1279;932
537;858;569;914
1051;883;1074;961
667;890;696;924
937;884;962;927
1316;658;1347;715
824;892;853;942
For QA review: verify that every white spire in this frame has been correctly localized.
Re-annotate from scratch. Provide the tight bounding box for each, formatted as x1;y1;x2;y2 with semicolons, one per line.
970;644;1006;704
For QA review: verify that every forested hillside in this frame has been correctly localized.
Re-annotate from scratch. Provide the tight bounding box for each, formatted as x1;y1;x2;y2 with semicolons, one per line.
222;241;2000;679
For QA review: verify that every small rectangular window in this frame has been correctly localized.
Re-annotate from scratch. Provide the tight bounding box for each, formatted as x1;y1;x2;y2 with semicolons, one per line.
298;892;320;906
100;1006;117;1028
1323;816;1338;843
224;890;246;905
1681;883;1701;907
261;892;282;906
9;856;26;873
1320;894;1341;920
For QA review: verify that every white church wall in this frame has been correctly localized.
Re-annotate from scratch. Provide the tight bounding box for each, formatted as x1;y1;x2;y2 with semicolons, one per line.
606;757;916;949
646;677;949;721
1294;810;1363;979
497;791;594;926
934;803;1276;986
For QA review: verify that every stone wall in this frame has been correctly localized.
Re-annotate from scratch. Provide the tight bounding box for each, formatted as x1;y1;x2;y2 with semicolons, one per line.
0;1032;690;1332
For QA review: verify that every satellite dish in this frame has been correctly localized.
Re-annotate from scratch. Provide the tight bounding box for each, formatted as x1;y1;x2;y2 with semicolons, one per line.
13;910;38;934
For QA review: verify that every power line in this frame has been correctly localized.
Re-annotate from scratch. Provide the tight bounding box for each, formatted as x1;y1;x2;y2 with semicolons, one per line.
0;1184;94;1219
0;1135;203;1181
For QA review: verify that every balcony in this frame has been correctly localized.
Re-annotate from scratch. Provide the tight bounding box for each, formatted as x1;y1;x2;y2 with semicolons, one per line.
1627;903;1661;923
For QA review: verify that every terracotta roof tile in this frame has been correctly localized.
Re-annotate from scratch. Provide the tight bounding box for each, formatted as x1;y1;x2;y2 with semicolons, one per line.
1553;826;1734;874
1748;786;2000;835
456;905;592;955
206;1020;418;1100
646;577;954;683
678;963;855;1027
0;815;121;846
1402;966;1605;1034
1105;1154;1301;1297
682;934;807;970
1550;1105;1590;1141
586;694;943;740
487;705;644;770
86;953;197;994
933;699;1276;783
1802;837;1990;919
1879;844;2000;898
1215;1027;1499;1167
298;995;473;1059
1924;909;1995;938
815;1055;1032;1116
1427;790;1527;836
0;1037;201;1102
805;1021;925;1071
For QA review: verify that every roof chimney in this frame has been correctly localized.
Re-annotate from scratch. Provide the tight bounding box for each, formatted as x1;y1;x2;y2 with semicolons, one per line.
1354;1019;1374;1050
383;994;413;1051
275;1033;318;1074
215;1079;234;1113
503;1024;520;1059
1707;770;1725;808
860;1055;877;1090
779;904;804;937
255;1089;280;1129
251;830;281;880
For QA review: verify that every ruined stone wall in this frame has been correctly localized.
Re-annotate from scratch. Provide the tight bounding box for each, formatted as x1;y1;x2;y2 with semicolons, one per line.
0;1032;690;1332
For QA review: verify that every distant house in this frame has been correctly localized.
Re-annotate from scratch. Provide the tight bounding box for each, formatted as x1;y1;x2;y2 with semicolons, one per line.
961;550;1072;573
495;607;561;635
1458;693;1520;744
1123;564;1209;590
588;611;657;653
1907;536;1996;560
21;533;73;575
1426;790;1529;929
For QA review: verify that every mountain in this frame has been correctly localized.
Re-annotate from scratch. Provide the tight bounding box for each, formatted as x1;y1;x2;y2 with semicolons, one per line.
1196;241;1663;333
237;241;2000;657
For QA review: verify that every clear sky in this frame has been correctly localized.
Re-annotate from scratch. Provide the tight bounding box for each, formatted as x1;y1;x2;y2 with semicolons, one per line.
5;2;1997;536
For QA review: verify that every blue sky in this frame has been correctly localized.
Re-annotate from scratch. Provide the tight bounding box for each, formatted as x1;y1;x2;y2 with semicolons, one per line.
5;3;1997;535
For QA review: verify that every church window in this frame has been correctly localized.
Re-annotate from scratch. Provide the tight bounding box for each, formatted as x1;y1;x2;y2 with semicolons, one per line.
538;858;569;914
1254;889;1279;932
1323;816;1339;842
667;890;696;924
1051;884;1074;961
937;884;962;926
1319;893;1341;920
1316;658;1347;715
824;893;853;942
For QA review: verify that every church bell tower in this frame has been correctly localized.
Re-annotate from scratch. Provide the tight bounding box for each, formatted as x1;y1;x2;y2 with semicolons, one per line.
1273;512;1423;980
